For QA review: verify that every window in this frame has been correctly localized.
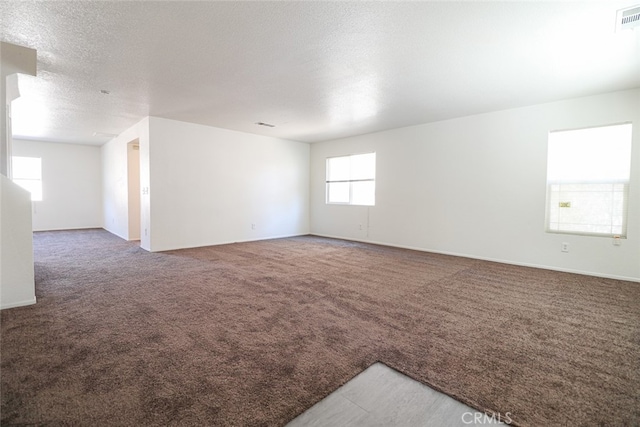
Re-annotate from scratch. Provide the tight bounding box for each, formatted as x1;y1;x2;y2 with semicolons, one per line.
12;156;42;201
546;123;632;237
326;153;375;206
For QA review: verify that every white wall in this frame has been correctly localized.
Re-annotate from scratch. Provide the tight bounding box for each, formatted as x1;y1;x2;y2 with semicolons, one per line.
0;175;35;309
101;118;150;249
147;117;310;252
12;139;102;231
310;89;640;281
127;141;141;240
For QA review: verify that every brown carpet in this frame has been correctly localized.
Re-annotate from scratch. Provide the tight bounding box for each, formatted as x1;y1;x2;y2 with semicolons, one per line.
1;229;639;426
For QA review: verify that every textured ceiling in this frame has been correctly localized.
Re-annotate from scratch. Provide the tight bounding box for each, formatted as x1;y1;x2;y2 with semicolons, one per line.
1;1;639;145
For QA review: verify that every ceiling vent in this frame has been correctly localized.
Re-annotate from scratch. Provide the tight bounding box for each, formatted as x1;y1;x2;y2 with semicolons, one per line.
617;5;640;31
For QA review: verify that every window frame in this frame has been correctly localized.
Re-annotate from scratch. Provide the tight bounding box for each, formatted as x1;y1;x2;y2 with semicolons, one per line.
325;152;376;206
544;122;632;238
12;156;43;202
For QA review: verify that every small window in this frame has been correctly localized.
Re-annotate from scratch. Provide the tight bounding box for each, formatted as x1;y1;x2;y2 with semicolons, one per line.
545;123;632;237
326;153;376;206
12;156;42;201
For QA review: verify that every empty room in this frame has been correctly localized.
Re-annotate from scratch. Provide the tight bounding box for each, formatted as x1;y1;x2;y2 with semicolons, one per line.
1;1;639;426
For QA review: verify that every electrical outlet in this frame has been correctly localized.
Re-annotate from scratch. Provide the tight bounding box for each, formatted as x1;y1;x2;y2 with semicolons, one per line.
613;236;622;246
251;223;256;230
561;242;569;253
359;224;363;230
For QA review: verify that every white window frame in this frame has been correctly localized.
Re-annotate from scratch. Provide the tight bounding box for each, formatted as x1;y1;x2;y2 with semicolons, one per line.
326;152;376;206
12;156;43;202
545;122;632;238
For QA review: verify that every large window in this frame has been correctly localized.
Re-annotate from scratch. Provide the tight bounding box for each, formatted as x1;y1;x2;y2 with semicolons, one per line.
546;123;632;237
12;156;42;201
326;153;376;206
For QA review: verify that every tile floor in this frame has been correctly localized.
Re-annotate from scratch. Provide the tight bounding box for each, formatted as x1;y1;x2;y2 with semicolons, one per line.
286;363;507;426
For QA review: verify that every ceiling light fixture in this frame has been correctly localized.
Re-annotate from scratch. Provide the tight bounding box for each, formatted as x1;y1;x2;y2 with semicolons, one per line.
255;122;275;128
93;131;118;138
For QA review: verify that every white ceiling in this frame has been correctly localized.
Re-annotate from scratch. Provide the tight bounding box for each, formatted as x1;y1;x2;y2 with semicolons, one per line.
1;1;639;146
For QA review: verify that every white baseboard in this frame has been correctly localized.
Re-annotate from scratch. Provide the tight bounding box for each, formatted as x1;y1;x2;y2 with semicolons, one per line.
101;227;128;241
33;226;102;232
1;296;37;310
309;233;640;283
151;232;311;253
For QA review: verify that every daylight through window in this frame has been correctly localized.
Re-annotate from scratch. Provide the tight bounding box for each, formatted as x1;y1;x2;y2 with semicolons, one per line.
326;153;375;206
546;123;632;237
12;156;42;201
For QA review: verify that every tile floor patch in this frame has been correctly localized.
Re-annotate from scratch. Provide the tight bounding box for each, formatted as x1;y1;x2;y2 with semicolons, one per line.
286;363;507;426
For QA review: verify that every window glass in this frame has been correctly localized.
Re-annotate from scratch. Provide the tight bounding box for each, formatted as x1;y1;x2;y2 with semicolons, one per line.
327;182;350;204
12;156;42;201
546;123;632;237
326;153;376;206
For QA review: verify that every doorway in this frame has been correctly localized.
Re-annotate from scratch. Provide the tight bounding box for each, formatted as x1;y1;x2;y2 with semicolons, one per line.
127;140;141;241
